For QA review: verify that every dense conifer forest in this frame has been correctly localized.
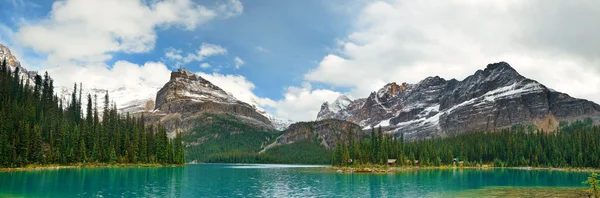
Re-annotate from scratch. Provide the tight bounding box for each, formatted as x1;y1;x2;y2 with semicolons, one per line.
0;60;184;168
4;58;599;168
183;111;600;167
333;120;600;168
183;114;333;164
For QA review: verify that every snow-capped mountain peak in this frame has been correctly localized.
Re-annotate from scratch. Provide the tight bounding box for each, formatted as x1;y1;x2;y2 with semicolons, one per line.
330;95;352;113
318;62;600;139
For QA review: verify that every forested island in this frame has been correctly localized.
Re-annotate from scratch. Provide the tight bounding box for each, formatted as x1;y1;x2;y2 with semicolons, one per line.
332;120;600;169
0;60;184;169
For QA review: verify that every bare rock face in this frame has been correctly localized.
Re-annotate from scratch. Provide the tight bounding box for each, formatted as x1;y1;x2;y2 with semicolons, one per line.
0;44;21;69
317;62;600;140
144;99;155;112
148;68;273;136
0;44;38;85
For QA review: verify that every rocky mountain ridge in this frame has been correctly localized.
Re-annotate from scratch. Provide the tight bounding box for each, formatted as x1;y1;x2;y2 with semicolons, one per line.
317;62;600;139
260;119;363;153
1;44;38;83
0;44;21;69
144;68;275;136
1;44;289;130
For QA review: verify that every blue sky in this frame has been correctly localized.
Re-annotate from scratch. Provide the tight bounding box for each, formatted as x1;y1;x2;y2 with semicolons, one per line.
1;0;353;100
2;0;600;121
150;0;354;99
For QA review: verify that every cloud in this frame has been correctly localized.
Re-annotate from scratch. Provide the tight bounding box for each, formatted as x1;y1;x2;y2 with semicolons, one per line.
233;56;244;69
0;24;43;71
198;43;228;57
200;62;211;69
47;60;171;91
216;0;244;18
9;0;244;114
15;0;242;65
195;71;341;121
304;0;600;105
165;48;183;60
164;43;228;68
196;71;273;110
255;46;268;53
266;82;342;121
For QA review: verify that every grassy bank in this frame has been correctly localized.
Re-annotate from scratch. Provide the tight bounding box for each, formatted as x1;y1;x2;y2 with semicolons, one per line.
437;186;588;197
0;163;182;172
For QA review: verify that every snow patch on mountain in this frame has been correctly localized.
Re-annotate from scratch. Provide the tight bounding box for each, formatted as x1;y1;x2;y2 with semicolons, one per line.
56;83;159;116
330;95;352;113
318;62;600;139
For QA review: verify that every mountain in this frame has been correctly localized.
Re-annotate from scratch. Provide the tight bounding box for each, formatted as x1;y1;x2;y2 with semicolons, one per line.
0;44;38;83
144;68;275;135
317;62;600;139
0;44;288;129
260;119;363;153
0;44;20;69
182;114;344;164
55;85;158;115
181;113;280;163
152;69;361;163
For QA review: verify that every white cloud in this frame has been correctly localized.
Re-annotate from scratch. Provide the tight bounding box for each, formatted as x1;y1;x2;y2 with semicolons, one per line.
304;0;600;104
216;0;244;18
9;0;243;113
255;46;268;53
198;43;228;57
164;43;228;68
234;56;244;69
195;72;341;121
0;24;43;71
47;60;171;91
266;82;342;121
164;48;184;63
200;62;211;69
15;0;242;65
196;72;265;107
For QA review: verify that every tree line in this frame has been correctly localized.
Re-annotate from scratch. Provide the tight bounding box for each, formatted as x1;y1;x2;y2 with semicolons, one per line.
0;59;184;167
333;119;600;168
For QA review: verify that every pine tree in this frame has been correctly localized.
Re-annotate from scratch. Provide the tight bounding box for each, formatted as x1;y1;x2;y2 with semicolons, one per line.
79;134;86;163
109;146;117;163
0;69;177;167
583;172;599;198
371;127;377;163
139;120;148;163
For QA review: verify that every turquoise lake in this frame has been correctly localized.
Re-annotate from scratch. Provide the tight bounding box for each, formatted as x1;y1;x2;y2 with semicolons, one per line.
0;164;590;197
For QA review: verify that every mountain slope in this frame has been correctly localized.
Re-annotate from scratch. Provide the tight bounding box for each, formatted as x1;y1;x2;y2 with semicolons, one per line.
143;68;275;136
318;62;600;139
182;114;341;164
260;119;364;153
0;44;38;84
0;44;20;69
182;113;281;163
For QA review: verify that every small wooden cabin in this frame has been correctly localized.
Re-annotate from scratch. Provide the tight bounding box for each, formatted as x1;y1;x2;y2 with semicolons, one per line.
387;159;397;166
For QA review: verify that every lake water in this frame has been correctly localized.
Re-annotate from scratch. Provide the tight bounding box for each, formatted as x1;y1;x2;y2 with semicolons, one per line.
0;164;590;197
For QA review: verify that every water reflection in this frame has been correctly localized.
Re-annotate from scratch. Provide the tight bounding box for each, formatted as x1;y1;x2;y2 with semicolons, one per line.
0;167;185;197
0;165;590;197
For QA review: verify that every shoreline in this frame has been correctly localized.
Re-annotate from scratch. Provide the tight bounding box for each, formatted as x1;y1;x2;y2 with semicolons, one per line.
3;163;598;173
329;165;600;174
0;163;183;172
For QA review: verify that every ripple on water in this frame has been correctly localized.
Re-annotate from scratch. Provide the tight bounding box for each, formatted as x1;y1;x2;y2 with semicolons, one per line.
0;165;591;197
226;164;328;169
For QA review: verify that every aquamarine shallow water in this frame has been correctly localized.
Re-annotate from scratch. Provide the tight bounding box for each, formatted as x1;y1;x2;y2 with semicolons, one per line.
0;164;590;197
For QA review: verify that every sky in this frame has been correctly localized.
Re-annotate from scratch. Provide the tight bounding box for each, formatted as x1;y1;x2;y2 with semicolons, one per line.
1;0;600;121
